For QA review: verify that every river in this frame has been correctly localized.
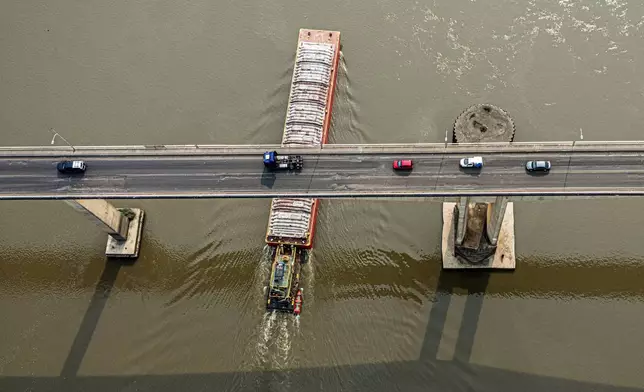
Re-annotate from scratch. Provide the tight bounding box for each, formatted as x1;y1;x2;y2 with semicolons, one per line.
1;0;644;391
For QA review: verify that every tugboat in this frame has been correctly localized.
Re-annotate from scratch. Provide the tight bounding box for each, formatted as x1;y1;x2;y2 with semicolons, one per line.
266;244;304;313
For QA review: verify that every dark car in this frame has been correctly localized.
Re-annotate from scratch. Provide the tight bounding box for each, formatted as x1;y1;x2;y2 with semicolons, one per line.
393;159;413;170
525;160;551;172
57;160;87;174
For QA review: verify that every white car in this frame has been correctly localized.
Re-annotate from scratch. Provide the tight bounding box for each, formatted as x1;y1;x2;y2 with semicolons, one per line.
459;156;483;169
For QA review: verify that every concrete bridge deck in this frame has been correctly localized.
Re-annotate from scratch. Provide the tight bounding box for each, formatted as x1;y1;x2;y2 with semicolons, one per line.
1;151;644;200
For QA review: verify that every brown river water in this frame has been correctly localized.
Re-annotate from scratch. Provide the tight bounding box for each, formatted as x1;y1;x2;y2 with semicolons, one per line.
2;0;644;391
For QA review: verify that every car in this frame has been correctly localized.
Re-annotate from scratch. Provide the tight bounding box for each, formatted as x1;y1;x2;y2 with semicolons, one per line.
393;159;413;170
459;156;483;169
57;160;87;174
525;160;551;172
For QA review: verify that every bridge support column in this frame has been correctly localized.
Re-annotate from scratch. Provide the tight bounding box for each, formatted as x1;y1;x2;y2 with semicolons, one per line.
455;197;469;246
486;196;509;246
66;200;145;258
441;198;515;270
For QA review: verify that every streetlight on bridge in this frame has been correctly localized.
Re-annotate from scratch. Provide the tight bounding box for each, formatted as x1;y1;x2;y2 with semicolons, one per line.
49;128;76;152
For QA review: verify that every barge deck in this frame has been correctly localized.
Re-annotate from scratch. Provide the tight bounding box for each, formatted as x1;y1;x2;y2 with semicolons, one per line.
265;29;340;313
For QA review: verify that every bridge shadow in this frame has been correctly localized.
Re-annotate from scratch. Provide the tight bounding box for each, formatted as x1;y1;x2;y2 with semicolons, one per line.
420;269;490;363
3;263;641;391
59;258;126;378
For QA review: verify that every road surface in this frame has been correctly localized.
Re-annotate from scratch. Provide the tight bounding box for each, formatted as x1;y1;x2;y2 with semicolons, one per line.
0;152;643;199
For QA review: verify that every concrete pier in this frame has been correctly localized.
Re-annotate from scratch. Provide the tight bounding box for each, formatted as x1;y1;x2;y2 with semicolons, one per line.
442;202;516;270
66;200;144;258
455;197;469;245
443;104;516;270
486;196;509;246
453;104;515;143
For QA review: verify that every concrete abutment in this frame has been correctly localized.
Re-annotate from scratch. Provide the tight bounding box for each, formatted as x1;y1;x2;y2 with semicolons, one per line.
66;200;144;258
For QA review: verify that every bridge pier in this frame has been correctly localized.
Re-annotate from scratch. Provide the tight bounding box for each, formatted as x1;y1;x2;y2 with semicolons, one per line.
487;196;509;246
441;197;515;270
66;200;144;258
455;197;469;245
442;103;516;270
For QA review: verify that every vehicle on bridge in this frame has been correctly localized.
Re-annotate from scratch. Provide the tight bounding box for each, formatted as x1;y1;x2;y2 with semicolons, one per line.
459;156;483;169
263;151;303;170
56;160;86;174
393;159;413;170
526;160;552;172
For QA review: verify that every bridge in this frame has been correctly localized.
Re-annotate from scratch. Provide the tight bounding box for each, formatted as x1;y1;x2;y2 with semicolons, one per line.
2;141;643;265
1;142;644;200
2;27;639;271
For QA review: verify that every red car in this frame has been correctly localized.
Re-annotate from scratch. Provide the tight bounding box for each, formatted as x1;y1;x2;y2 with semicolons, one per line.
393;159;413;170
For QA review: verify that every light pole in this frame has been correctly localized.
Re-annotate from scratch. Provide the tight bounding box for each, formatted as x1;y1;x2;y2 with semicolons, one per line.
49;128;76;152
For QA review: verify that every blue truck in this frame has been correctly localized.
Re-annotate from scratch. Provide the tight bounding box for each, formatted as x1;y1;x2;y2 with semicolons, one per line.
263;151;304;171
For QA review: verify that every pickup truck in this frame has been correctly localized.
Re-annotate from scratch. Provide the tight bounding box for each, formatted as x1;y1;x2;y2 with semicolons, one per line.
459;156;483;169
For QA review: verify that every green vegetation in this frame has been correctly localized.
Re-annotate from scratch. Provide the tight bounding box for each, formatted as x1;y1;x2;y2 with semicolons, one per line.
118;208;136;220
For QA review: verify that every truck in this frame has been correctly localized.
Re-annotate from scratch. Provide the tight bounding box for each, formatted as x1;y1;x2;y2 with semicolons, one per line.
263;151;303;170
459;156;484;169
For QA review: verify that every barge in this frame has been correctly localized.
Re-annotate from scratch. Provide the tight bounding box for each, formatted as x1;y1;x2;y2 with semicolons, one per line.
265;29;340;313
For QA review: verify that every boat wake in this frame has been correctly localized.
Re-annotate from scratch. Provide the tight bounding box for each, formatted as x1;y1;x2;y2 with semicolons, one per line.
253;246;295;370
255;311;295;365
274;315;291;369
255;311;275;360
301;250;315;311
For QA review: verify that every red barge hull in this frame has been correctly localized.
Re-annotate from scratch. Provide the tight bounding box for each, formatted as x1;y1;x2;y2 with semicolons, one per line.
265;29;340;313
265;29;341;249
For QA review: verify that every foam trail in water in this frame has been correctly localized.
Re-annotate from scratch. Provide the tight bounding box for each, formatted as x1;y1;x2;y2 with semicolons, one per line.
257;245;274;301
294;314;300;330
275;316;291;367
271;316;293;390
255;311;277;362
301;250;314;309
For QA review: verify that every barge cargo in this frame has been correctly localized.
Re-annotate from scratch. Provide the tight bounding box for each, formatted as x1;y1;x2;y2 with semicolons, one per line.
265;29;340;313
266;198;318;248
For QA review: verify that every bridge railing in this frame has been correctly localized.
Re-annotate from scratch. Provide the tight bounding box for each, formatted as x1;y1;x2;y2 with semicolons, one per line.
2;141;644;157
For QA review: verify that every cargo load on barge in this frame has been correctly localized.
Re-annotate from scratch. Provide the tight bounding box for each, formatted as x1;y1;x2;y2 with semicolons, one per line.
265;29;340;314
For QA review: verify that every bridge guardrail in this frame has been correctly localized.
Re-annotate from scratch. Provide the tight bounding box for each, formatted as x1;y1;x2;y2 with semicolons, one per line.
3;188;644;201
3;141;644;157
0;145;283;157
